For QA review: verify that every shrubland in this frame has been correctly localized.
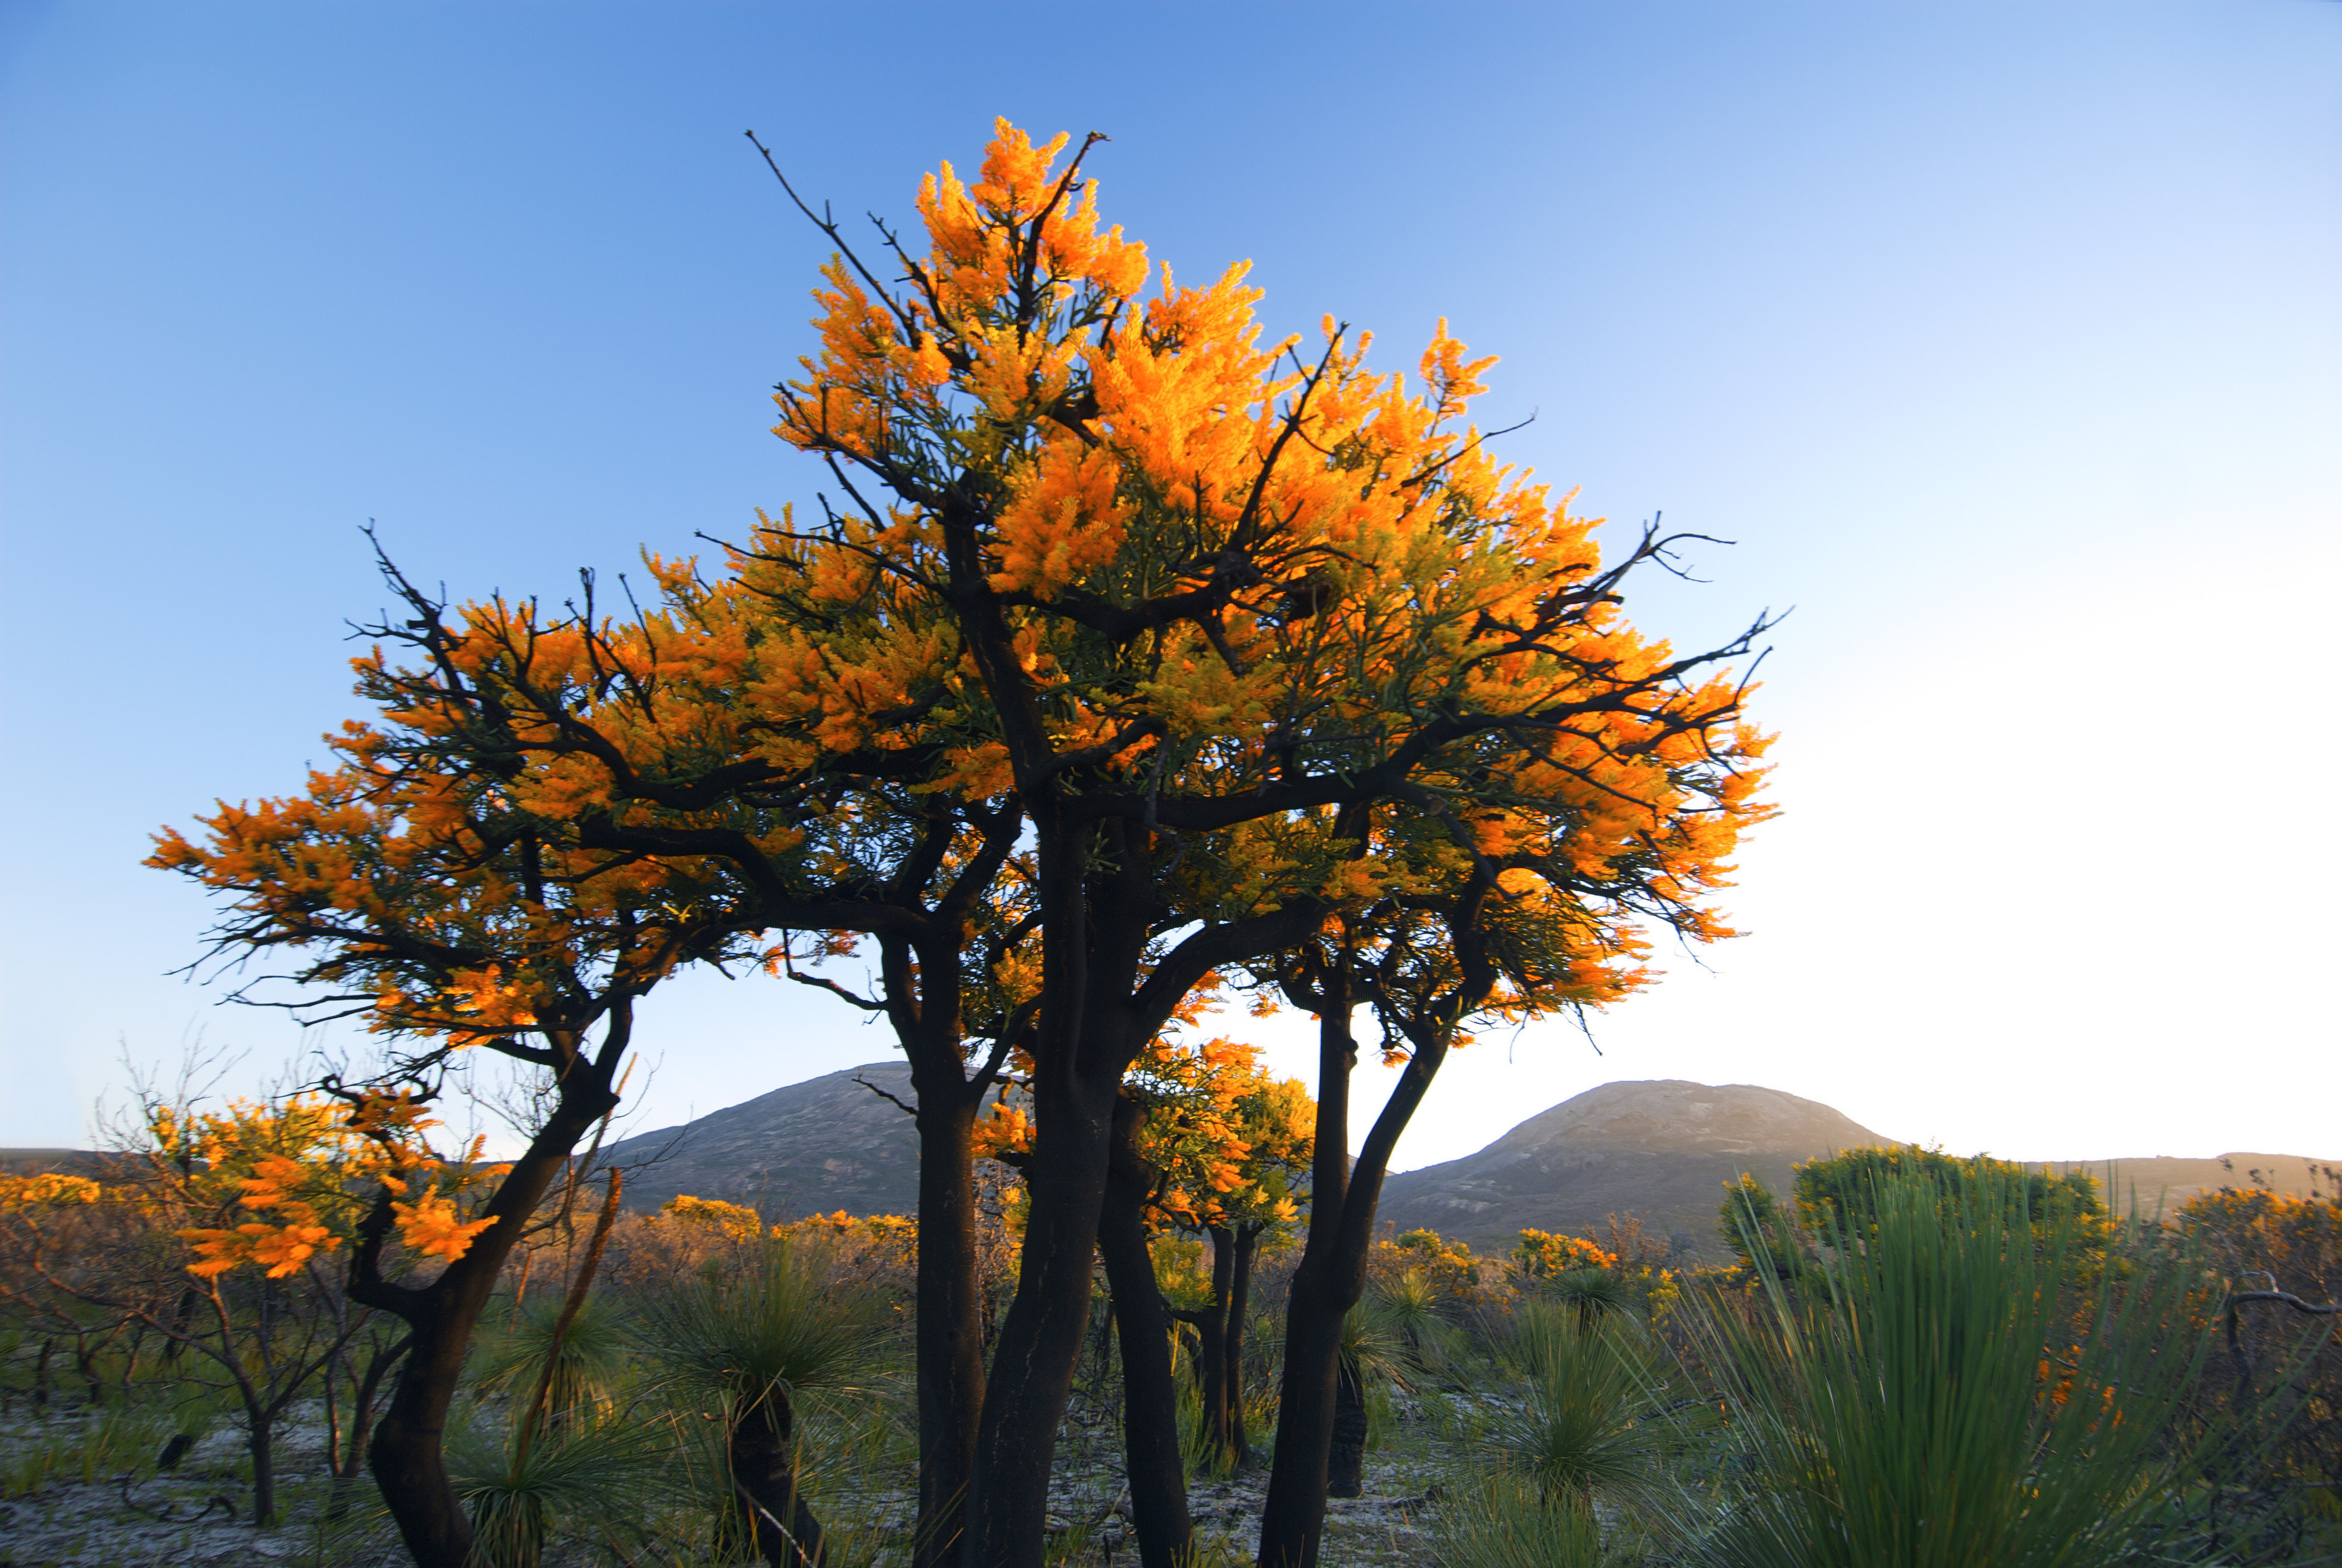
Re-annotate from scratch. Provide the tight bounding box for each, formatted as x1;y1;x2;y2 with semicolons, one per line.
3;1133;2336;1567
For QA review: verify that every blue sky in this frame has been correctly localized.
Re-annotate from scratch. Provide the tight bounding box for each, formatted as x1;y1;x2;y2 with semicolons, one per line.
3;2;2336;1169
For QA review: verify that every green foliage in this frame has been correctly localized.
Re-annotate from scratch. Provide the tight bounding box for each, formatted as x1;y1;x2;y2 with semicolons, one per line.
630;1235;890;1554
1490;1312;1670;1502
1717;1174;1811;1283
1693;1161;2210;1568
632;1237;887;1411
472;1294;632;1428
1432;1479;1624;1568
446;1414;667;1568
1794;1144;2108;1247
1546;1267;1635;1333
1340;1299;1413;1393
0;1402;173;1498
1370;1267;1459;1376
1149;1231;1212;1313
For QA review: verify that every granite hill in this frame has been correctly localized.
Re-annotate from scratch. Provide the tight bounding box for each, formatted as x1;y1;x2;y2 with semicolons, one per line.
596;1066;2334;1256
601;1061;923;1220
1376;1079;1891;1256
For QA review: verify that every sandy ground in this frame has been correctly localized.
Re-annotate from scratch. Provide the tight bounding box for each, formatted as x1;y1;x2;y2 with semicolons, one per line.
0;1393;1461;1567
0;1407;409;1567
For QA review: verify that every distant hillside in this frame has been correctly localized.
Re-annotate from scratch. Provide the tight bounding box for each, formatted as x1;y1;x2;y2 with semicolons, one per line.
594;1072;1880;1251
1378;1081;2337;1258
0;1149;111;1178
600;1061;922;1220
589;1069;2335;1256
1379;1080;1891;1258
0;1149;95;1170
2038;1155;2336;1218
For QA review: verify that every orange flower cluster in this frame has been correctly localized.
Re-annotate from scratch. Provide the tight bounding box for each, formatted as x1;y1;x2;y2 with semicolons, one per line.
660;1193;766;1242
971;1102;1035;1164
0;1173;102;1210
160;1089;512;1279
145;747;707;1053
1127;1037;1312;1232
165;1095;366;1281
1511;1227;1621;1279
779;1208;918;1246
187;121;1774;1041
348;1092;510;1266
745;121;1774;985
977;1035;1313;1234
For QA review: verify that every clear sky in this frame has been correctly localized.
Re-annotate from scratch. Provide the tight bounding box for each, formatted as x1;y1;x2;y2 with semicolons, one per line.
3;2;2336;1171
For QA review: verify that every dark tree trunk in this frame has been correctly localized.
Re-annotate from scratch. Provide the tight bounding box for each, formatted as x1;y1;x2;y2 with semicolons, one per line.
964;1052;1121;1568
1226;1223;1260;1463
1258;973;1455;1566
247;1407;276;1525
357;1021;628;1568
1192;1226;1239;1471
1180;1220;1260;1470
1257;976;1359;1568
1261;1267;1346;1568
962;810;1128;1568
733;1390;826;1568
167;1287;197;1361
1096;1096;1193;1568
950;799;1320;1568
74;1332;102;1406
1204;1227;1235;1462
824;806;1025;1568
325;1348;342;1477
119;1324;146;1395
366;1293;495;1563
907;1049;987;1568
1326;1357;1365;1500
328;1333;409;1521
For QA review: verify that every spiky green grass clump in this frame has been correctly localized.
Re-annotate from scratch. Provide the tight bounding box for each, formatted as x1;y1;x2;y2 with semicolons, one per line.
1693;1165;2211;1568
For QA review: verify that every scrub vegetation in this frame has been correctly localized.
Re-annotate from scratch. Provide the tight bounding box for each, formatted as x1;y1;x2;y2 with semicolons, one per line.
1;1143;2335;1566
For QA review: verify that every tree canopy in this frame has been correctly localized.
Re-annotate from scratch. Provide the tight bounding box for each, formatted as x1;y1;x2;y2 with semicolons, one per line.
144;118;1778;1568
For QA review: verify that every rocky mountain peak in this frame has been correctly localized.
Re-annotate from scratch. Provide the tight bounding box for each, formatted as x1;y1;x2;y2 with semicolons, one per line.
1484;1079;1888;1159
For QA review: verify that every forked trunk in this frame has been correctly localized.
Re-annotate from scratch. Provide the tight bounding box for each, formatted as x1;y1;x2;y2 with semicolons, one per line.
963;1062;1119;1568
954;808;1317;1568
1097;1096;1193;1568
1256;957;1466;1568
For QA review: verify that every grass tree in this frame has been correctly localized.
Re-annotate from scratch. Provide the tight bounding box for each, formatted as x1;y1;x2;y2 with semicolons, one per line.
1491;1312;1670;1505
1695;1162;2213;1568
636;1237;889;1568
